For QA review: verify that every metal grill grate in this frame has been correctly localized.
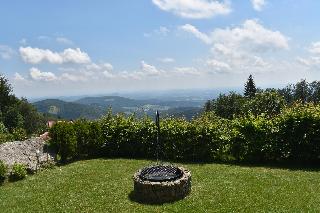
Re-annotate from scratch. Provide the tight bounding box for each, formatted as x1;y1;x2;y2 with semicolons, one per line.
139;165;183;182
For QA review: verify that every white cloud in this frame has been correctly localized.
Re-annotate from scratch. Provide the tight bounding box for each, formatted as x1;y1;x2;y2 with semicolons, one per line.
297;42;320;67
0;45;15;59
309;42;320;55
180;24;211;44
173;67;200;75
59;62;114;82
152;0;231;19
60;73;87;82
141;61;162;76
182;20;289;51
14;73;25;81
24;62;114;83
144;26;170;37
19;47;91;64
206;59;231;72
158;57;175;63
56;37;74;45
181;19;289;73
29;67;58;81
251;0;266;11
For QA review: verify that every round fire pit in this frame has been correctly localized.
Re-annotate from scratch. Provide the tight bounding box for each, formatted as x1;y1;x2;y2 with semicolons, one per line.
133;165;191;203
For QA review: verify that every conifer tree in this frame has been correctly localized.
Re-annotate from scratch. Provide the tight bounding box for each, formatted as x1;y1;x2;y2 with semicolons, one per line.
244;74;257;98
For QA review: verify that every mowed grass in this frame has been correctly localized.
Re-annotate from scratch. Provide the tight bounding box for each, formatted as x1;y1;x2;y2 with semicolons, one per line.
1;159;320;212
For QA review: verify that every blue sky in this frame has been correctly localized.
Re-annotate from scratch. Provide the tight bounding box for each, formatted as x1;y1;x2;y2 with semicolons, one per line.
1;0;320;98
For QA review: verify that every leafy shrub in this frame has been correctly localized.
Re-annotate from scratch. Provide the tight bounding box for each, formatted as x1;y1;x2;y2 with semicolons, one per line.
11;128;27;141
101;113;156;158
0;122;13;144
49;104;320;164
244;91;286;117
230;115;276;162
0;122;7;134
49;122;77;162
211;92;245;119
0;160;7;183
73;119;104;157
10;163;27;181
0;133;13;144
275;103;320;162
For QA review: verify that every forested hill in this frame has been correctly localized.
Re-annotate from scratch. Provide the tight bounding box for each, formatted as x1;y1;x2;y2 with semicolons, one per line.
74;96;204;108
33;96;204;120
74;96;146;110
33;99;105;120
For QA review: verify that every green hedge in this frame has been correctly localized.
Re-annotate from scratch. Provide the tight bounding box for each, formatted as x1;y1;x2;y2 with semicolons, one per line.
49;104;320;164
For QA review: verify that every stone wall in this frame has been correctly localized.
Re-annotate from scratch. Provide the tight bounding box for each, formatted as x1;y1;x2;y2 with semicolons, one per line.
133;167;191;204
0;138;55;172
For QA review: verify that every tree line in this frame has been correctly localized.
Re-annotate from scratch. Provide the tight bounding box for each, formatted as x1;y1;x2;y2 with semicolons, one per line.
204;75;320;119
0;75;47;142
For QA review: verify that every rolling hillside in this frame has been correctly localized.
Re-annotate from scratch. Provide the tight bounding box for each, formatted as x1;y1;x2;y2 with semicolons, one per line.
33;99;105;120
33;96;204;120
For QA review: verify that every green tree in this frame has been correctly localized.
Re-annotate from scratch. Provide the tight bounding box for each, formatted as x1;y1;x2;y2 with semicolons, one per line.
244;74;257;99
309;81;320;103
294;79;311;104
244;91;286;117
3;106;24;131
211;92;245;119
17;98;46;135
0;75;17;116
204;100;213;112
278;84;294;105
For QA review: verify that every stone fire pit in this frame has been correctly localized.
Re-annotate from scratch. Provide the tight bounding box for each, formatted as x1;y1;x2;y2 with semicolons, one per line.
133;165;191;203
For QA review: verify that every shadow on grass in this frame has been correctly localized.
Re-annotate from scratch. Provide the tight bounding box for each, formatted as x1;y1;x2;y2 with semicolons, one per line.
216;160;320;172
55;154;320;173
128;190;184;205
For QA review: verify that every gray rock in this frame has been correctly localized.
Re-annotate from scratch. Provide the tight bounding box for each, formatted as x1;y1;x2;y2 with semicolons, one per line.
0;138;56;172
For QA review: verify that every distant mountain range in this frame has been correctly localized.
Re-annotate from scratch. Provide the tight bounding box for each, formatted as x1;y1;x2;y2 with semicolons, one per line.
33;95;205;120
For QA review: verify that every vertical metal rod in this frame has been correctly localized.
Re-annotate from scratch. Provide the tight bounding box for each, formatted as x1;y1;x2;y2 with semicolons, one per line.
156;110;160;163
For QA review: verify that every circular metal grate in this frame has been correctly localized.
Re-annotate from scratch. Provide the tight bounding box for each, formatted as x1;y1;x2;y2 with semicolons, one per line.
139;165;183;182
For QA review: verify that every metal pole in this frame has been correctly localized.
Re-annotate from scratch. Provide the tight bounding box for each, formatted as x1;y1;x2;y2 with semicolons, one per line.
156;110;160;163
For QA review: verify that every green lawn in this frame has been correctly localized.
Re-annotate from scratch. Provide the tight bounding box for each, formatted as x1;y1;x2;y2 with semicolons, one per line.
1;159;320;212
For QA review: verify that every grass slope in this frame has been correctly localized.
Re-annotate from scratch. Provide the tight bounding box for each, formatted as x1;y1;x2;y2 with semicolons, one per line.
1;159;320;212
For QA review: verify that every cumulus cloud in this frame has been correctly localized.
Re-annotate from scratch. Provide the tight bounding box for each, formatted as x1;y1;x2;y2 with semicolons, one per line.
182;20;289;51
29;67;58;81
181;19;289;73
141;61;162;76
19;47;91;64
152;0;231;19
20;61;114;83
59;62;114;82
0;45;15;59
251;0;267;11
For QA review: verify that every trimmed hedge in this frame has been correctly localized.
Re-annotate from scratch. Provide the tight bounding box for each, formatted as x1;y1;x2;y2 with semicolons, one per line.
49;104;320;164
